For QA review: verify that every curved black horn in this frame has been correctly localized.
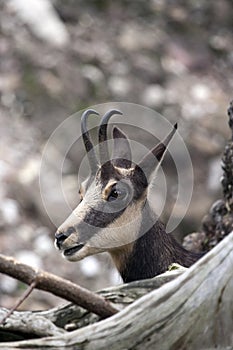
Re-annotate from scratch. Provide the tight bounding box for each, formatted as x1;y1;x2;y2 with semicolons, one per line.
98;109;123;165
81;109;99;173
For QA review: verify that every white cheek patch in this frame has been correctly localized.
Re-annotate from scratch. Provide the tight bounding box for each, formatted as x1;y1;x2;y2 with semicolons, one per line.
87;200;144;250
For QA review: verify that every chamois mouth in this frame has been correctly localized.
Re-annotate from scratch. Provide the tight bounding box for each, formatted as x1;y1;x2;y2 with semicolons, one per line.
63;244;85;256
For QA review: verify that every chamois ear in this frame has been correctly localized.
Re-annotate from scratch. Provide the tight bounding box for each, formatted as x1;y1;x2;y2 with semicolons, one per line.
112;126;132;169
138;123;177;179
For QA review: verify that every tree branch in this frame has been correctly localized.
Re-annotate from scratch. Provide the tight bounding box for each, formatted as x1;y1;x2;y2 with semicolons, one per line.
0;254;118;319
0;269;185;339
0;281;37;326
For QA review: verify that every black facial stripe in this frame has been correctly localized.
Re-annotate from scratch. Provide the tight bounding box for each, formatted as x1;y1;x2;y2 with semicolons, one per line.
76;206;125;242
83;206;125;228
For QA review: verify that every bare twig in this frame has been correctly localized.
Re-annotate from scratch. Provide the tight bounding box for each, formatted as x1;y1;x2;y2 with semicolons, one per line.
0;254;118;319
0;280;37;326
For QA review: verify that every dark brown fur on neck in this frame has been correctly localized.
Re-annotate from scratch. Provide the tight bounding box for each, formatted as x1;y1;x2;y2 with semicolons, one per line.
110;206;203;283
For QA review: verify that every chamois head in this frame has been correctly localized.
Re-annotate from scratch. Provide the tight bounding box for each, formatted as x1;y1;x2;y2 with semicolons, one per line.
55;109;177;263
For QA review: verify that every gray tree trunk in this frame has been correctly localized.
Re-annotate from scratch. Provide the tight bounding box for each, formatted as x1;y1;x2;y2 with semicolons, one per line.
0;231;232;349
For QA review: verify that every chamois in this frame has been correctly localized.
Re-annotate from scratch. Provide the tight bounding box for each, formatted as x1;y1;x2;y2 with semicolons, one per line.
55;109;202;282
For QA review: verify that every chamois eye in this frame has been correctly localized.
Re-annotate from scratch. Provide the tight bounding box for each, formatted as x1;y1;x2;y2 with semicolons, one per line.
108;188;119;202
107;184;127;202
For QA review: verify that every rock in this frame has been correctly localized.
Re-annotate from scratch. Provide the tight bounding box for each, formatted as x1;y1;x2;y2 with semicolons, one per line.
0;198;20;226
15;250;42;269
0;275;18;293
11;156;78;229
188;128;222;155
190;83;211;101
209;34;231;52
108;76;131;97
33;228;53;257
17;158;41;185
110;62;129;76
131;55;163;82
38;71;63;97
109;269;121;285
161;55;187;75
79;256;101;278
182;231;206;252
141;84;165;107
9;0;70;47
207;157;222;193
81;65;104;84
118;23;159;52
0;75;20;94
16;224;35;242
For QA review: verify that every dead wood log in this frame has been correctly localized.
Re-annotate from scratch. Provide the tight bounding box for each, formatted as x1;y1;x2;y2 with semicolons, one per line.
0;268;184;340
0;230;232;349
0;254;118;320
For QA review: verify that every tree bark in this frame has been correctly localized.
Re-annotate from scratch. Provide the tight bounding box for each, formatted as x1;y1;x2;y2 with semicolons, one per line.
0;231;232;349
0;254;118;319
0;268;184;339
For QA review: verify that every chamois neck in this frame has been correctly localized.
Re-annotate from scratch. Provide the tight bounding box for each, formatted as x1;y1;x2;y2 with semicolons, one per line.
110;203;202;283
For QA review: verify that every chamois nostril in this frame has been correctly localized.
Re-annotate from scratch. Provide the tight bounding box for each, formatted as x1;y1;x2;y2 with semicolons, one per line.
55;227;76;250
55;231;69;249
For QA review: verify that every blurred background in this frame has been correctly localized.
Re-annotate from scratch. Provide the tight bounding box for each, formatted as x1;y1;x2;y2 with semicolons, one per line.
0;0;232;310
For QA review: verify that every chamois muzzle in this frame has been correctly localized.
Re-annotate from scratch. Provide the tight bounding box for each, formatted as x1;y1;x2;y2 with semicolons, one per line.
55;226;85;258
55;227;76;249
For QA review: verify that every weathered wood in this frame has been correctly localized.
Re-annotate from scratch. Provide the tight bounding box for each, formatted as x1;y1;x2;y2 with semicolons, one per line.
0;254;118;319
0;308;65;339
1;231;232;349
0;268;184;338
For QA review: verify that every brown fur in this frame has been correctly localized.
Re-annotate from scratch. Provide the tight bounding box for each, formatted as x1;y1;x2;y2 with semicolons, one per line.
110;243;135;273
